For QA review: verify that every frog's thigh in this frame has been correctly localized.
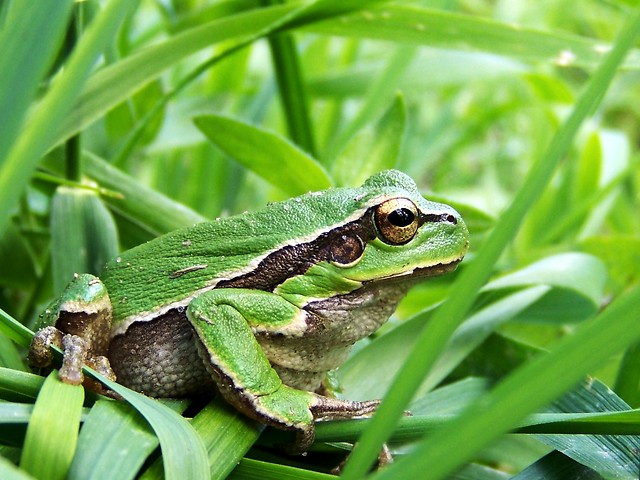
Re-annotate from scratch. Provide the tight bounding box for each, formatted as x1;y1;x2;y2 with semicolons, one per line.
187;290;316;432
29;273;115;386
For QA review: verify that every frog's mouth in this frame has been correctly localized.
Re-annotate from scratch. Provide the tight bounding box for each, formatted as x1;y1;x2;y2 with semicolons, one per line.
359;256;464;287
413;256;464;278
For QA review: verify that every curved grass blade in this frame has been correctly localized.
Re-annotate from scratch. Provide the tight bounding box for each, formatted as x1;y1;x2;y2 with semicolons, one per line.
189;397;263;479
69;400;159;480
306;5;640;70
20;373;84;480
229;457;336;479
95;378;209;480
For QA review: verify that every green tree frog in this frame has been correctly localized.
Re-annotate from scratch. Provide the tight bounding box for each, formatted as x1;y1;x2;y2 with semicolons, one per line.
30;170;468;453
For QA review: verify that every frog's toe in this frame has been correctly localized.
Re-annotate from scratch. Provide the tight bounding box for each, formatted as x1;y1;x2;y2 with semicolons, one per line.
28;326;64;369
310;396;380;420
58;334;88;385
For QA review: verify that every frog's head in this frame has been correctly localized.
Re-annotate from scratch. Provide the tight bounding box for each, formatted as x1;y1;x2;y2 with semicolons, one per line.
273;170;468;303
331;170;469;285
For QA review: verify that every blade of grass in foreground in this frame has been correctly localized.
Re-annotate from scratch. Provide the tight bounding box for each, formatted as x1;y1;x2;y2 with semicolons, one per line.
96;378;209;480
20;373;84;480
340;6;640;478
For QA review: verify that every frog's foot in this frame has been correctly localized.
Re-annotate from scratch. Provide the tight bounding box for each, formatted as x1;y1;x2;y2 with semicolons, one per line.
29;326;64;370
29;326;117;395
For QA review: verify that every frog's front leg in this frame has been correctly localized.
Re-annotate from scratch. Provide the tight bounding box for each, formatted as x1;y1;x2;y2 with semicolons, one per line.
29;274;117;392
187;289;380;452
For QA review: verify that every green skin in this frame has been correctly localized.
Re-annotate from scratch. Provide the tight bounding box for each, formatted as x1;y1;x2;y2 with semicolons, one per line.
30;170;468;452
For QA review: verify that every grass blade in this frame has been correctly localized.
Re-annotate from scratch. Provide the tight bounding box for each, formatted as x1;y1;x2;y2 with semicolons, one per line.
261;0;317;156
69;400;159;480
96;379;209;480
50;187;119;294
20;373;84;480
307;5;640;69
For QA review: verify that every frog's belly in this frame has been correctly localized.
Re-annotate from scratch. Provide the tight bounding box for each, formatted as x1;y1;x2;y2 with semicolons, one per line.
107;309;331;397
108;310;215;398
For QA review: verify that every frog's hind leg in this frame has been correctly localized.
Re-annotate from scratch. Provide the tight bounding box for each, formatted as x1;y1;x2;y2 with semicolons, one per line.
29;274;116;394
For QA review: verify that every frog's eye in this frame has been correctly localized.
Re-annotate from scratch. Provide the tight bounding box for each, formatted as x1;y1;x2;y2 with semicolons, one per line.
374;198;420;245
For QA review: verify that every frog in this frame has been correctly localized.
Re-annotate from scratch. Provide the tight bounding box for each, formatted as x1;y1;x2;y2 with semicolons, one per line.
29;169;468;454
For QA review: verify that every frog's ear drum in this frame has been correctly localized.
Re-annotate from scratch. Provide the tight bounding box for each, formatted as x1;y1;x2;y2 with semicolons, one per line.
374;198;419;245
329;234;365;267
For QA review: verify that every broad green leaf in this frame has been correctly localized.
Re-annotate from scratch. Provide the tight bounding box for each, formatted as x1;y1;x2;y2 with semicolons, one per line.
20;373;84;480
194;114;331;195
484;253;606;307
581;235;640;292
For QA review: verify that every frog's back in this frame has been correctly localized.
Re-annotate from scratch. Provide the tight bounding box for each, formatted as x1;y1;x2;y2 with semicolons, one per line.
101;171;422;325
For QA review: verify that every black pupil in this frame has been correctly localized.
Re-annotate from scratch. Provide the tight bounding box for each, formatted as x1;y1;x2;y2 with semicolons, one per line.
388;208;415;227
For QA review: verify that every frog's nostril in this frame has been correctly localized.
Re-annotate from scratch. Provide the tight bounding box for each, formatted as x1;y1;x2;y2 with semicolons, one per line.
420;213;458;225
444;214;457;225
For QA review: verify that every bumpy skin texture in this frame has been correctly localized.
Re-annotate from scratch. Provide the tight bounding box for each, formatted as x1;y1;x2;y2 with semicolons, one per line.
30;170;469;452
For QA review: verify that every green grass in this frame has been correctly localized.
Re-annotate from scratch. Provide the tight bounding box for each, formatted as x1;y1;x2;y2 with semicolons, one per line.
1;1;640;479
